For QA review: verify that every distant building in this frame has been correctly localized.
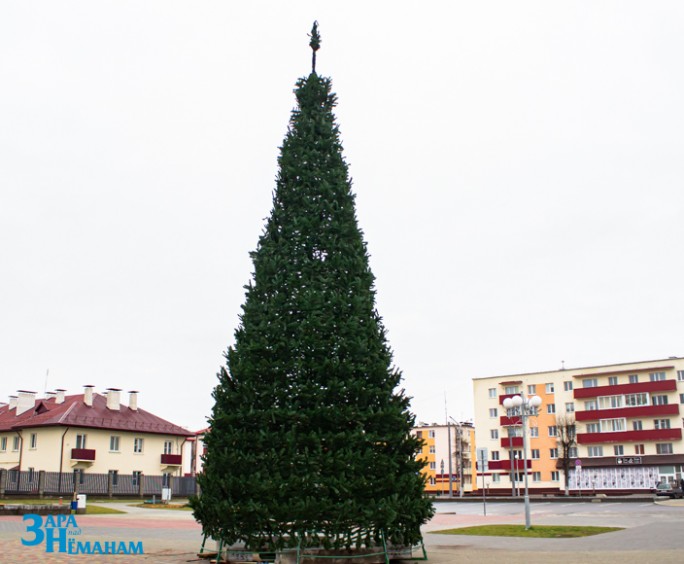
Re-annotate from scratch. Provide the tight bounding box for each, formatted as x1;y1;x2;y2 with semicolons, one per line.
412;421;476;495
0;386;193;483
473;357;684;494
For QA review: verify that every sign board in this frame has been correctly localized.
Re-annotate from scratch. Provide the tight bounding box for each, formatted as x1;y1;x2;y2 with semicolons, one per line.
575;459;582;467
616;456;642;465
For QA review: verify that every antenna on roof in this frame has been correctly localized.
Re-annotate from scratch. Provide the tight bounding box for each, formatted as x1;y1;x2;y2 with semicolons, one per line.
43;369;49;394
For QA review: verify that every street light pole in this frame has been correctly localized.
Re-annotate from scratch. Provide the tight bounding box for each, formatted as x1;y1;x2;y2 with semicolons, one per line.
447;421;453;497
503;393;542;530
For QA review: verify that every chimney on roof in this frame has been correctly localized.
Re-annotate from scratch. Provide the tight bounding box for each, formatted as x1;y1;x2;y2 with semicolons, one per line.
83;385;94;407
16;390;37;415
106;388;121;411
44;391;56;401
128;390;138;411
55;389;66;404
9;395;18;410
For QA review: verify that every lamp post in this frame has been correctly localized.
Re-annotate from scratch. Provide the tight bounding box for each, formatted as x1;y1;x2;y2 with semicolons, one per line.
503;393;542;530
448;416;464;497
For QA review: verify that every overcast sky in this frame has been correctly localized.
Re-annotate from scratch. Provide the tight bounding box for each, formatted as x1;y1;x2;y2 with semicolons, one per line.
1;2;683;431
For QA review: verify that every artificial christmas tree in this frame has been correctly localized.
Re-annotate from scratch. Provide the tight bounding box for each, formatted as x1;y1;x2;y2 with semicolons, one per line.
192;23;432;552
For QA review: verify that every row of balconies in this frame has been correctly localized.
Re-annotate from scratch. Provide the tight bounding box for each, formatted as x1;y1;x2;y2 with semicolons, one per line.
498;427;683;448
70;448;182;465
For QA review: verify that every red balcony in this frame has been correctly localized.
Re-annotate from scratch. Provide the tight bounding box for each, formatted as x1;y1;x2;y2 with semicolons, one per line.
576;403;679;421
573;379;676;399
577;428;682;444
500;415;523;426
161;454;182;465
498;394;517;406
500;437;523;448
486;459;532;471
71;448;96;461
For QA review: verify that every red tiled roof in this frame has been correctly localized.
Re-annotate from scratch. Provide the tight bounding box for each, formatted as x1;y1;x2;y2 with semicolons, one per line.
0;393;193;437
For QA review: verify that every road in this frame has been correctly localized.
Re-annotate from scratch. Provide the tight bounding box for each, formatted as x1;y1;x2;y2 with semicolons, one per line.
425;498;684;563
0;499;682;563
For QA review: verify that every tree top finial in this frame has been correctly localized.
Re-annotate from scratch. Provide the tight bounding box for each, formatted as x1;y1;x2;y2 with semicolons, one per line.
309;21;321;73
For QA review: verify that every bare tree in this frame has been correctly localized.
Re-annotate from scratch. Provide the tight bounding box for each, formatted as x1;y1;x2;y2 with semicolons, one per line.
556;414;577;496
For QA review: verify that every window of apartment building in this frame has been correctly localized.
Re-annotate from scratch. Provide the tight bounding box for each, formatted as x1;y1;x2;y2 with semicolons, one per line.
600;418;626;432
588;446;603;457
110;436;120;452
527;384;536;395
625;393;649;407
583;378;598;388
163;441;173;455
548;426;558;437
586;423;600;433
109;470;119;486
132;471;142;487
599;395;622;409
564;381;573;391
428;430;436;438
551;471;560;481
565;402;575;412
584;400;598;411
492;474;501;483
29;433;37;449
680;393;684;404
428;477;435;486
656;443;674;455
133;438;144;454
429;461;436;470
549;448;558;459
633;420;643;431
504;385;520;395
652;395;669;406
545;383;555;394
490;429;499;439
12;436;19;451
608;376;618;386
530;449;540;459
529;426;539;437
488;388;497;398
491;451;500;461
0;437;6;451
569;447;578;458
629;374;639;384
678;370;684;382
489;408;498;418
532;472;541;482
650;371;666;382
635;444;645;455
654;419;671;430
614;445;624;456
75;434;87;449
547;403;556;414
429;445;436;454
508;426;522;437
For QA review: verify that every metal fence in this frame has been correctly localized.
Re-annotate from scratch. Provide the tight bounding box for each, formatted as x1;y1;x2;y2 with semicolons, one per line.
0;469;198;498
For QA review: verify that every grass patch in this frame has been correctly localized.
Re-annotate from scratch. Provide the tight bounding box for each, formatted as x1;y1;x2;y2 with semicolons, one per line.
432;524;623;538
128;503;192;510
85;505;127;515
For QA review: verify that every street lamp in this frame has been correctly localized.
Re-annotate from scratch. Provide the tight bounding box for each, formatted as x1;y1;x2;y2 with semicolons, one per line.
503;393;542;530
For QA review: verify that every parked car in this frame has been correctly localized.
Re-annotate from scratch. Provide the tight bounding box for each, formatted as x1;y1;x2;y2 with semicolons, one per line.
655;482;684;499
